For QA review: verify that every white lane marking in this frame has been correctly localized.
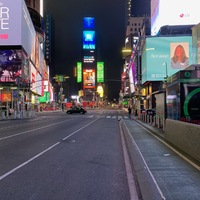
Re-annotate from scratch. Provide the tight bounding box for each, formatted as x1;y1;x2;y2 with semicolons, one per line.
106;116;111;118
0;118;98;181
135;121;200;171
119;121;139;200
87;115;94;118
62;118;98;141
0;119;73;141
112;116;116;119
0;142;59;181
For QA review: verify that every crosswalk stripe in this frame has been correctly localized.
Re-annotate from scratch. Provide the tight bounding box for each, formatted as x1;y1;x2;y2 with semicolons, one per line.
86;115;130;119
87;115;94;118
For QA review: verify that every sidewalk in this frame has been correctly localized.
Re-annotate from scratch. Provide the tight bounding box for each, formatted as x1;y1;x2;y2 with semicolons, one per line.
0;110;36;121
122;117;200;200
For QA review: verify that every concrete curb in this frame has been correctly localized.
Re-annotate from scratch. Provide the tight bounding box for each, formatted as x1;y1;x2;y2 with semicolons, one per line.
121;119;166;200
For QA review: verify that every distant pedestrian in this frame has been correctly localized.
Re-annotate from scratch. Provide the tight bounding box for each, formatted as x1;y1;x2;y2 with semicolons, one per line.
128;106;132;119
62;103;64;111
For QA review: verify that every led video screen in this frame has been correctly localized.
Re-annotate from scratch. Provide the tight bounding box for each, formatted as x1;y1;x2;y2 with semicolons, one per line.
77;62;82;83
97;62;104;83
151;0;200;36
83;69;95;89
0;49;22;82
0;0;36;61
83;17;95;29
141;36;193;84
83;31;95;50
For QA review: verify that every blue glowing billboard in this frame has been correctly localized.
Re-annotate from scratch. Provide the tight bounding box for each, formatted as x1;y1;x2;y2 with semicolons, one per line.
83;17;95;29
83;31;95;50
141;36;194;84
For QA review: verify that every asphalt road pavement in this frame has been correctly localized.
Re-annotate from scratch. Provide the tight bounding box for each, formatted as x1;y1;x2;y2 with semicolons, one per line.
0;110;134;200
0;109;200;200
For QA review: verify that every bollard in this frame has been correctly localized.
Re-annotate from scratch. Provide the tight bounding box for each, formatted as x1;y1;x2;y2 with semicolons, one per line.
14;111;17;119
158;116;160;128
17;112;21;119
153;116;156;126
2;112;6;119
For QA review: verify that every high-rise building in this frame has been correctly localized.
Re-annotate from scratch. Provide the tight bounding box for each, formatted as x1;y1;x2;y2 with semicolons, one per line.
125;0;150;26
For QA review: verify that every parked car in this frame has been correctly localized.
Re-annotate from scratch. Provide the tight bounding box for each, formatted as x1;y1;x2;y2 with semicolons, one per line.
66;107;87;114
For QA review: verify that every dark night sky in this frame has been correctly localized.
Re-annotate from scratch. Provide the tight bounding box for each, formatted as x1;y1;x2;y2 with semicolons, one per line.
44;0;126;101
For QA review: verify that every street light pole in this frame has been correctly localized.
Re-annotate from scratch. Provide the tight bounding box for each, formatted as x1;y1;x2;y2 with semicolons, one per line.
163;62;168;122
163;62;168;80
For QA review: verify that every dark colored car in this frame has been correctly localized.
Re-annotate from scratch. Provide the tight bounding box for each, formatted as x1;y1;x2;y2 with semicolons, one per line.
66;107;87;114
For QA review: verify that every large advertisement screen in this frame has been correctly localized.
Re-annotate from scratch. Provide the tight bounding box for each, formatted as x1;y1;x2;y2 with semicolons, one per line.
30;63;43;96
83;17;95;29
77;62;82;83
141;36;193;84
0;0;21;45
97;62;104;83
0;0;36;62
83;69;95;89
0;49;22;82
151;0;200;36
83;31;95;50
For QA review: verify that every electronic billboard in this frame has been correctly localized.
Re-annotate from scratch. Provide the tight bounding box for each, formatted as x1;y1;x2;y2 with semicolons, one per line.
0;0;36;61
77;62;82;83
83;69;95;89
83;17;95;29
151;0;200;36
83;31;95;50
141;36;194;84
97;62;104;83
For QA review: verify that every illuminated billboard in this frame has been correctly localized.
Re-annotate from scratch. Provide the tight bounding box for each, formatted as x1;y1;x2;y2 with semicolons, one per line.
83;17;95;29
30;62;43;96
83;69;95;89
39;92;50;103
0;49;22;82
97;62;104;83
141;36;193;84
83;31;95;50
0;0;36;61
151;0;200;36
77;62;82;83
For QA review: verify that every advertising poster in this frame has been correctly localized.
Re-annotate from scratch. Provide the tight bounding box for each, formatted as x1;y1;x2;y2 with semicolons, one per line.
97;62;104;83
83;69;95;89
0;0;21;45
0;49;22;82
77;62;82;83
141;36;193;84
0;0;36;63
30;62;43;96
151;0;200;36
83;31;95;50
83;17;95;29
